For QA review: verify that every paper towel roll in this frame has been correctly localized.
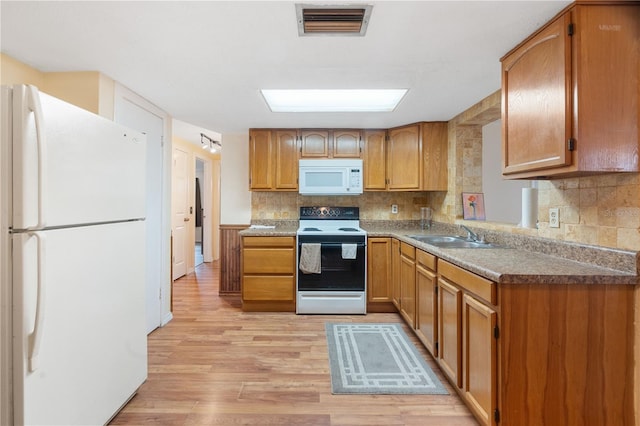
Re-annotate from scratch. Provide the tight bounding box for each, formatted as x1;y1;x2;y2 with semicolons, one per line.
521;188;538;228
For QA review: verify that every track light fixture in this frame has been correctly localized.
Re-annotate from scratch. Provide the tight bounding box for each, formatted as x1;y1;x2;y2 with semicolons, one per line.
200;133;221;153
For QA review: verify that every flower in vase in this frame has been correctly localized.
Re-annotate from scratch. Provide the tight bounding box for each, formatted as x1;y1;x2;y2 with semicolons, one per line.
467;195;477;219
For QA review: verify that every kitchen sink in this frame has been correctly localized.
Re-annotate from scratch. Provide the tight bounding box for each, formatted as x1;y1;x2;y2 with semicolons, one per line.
406;234;501;248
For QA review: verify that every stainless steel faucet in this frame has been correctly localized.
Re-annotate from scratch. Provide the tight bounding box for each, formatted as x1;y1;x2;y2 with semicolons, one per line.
460;225;481;242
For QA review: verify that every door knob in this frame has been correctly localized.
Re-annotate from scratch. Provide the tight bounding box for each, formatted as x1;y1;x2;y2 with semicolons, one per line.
184;217;190;222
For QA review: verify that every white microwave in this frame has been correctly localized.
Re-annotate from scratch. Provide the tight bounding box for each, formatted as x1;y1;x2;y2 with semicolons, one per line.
299;159;363;195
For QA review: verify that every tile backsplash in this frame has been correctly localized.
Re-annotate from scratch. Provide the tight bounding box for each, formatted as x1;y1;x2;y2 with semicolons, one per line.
251;191;439;221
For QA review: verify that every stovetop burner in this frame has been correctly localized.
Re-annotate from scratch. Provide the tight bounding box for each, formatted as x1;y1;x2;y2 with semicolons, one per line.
297;206;366;237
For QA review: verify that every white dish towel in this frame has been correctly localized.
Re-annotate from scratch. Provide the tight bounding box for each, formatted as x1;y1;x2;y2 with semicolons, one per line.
299;243;321;274
342;244;358;260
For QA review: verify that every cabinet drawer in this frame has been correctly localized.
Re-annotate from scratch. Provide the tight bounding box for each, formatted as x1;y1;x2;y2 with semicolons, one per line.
400;242;416;259
243;248;294;274
416;249;436;271
243;236;294;248
243;275;294;301
438;260;496;306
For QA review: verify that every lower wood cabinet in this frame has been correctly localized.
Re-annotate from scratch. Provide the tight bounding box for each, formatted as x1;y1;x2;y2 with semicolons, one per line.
438;259;497;426
437;277;462;387
241;236;296;312
415;249;438;356
389;240;635;426
391;239;401;309
462;294;497;426
366;237;395;313
399;242;416;327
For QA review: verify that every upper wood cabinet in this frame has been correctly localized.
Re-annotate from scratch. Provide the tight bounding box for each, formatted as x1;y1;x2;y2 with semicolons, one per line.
274;130;299;190
362;129;387;190
248;129;274;190
422;122;448;191
333;130;362;158
300;129;362;158
300;130;329;158
250;122;449;192
387;124;422;190
249;129;298;191
501;3;640;179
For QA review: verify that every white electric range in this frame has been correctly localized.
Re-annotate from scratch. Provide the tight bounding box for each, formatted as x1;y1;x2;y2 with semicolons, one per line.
296;206;367;314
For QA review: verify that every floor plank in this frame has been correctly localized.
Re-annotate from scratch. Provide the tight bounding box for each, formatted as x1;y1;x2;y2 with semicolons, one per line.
110;261;477;425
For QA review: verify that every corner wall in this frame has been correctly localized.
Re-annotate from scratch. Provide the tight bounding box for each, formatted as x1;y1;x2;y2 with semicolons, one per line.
443;90;640;252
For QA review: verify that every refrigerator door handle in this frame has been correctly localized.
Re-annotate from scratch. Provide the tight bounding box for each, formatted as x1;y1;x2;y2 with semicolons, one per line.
14;85;47;229
24;85;47;230
27;231;46;372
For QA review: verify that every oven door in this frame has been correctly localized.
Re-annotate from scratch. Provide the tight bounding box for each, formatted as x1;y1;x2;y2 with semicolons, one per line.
297;235;366;291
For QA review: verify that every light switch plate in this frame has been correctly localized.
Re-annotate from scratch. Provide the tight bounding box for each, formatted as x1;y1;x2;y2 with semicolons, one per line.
549;208;560;228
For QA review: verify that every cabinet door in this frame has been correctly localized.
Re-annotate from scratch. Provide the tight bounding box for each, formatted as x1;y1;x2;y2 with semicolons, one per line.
501;13;572;176
300;130;329;157
422;122;448;191
333;130;361;158
416;262;437;357
367;237;392;303
438;277;462;388
248;129;273;189
362;130;387;190
463;294;497;426
387;124;422;190
274;130;298;190
391;239;401;309
399;243;416;328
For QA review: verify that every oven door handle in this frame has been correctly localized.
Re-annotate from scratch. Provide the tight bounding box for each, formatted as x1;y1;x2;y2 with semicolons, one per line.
298;242;365;248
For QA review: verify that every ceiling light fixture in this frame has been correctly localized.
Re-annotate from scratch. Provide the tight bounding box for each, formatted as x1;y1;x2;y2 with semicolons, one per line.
260;89;408;112
200;133;221;153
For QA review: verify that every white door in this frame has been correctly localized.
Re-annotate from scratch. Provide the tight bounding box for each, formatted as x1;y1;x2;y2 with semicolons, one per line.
113;91;164;334
172;147;188;279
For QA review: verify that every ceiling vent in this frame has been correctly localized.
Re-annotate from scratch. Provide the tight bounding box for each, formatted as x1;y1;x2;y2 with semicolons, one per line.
296;4;372;36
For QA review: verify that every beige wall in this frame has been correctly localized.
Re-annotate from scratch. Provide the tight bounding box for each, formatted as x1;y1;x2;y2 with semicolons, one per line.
1;54;114;119
1;53;45;87
220;133;252;224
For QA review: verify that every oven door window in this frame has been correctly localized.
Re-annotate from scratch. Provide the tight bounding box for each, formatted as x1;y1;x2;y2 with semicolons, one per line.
297;243;365;291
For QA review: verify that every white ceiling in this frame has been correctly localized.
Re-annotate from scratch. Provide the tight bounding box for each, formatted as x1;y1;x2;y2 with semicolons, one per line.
1;0;571;145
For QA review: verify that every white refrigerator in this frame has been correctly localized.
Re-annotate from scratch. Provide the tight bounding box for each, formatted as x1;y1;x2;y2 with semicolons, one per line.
0;85;148;425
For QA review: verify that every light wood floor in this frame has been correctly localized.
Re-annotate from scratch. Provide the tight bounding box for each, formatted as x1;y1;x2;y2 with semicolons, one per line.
110;261;477;425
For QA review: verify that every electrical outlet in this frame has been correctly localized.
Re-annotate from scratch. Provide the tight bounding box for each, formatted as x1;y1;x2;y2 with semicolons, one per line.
391;204;398;214
549;208;560;228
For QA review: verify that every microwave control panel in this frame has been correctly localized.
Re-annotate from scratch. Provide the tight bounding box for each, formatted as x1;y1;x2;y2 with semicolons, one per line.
349;168;362;189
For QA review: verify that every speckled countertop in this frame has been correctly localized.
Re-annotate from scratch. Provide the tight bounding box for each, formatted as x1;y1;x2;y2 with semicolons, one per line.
240;220;639;285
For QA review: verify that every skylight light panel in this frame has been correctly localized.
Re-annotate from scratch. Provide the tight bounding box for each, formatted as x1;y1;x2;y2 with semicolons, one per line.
261;89;408;112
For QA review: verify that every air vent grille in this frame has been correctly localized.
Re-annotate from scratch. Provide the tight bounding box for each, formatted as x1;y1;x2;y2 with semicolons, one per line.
296;4;372;36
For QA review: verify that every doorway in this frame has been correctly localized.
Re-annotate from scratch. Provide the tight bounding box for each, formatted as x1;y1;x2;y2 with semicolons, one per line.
195;159;205;266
